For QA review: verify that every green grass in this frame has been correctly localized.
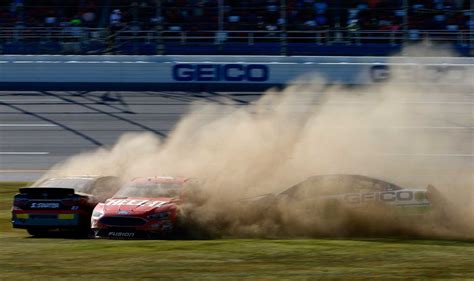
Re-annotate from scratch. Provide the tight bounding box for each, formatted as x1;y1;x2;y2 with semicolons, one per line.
1;182;474;280
0;182;26;233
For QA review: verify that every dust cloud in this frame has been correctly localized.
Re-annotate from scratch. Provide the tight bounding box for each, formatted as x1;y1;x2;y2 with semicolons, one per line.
38;49;473;239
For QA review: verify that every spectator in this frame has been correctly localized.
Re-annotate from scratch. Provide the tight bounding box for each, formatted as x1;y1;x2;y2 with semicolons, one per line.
0;0;470;34
347;19;360;32
68;18;83;37
82;11;96;27
44;12;57;27
110;9;122;27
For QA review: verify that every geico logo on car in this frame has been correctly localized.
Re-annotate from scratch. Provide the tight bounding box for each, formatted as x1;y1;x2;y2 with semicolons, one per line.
105;199;167;207
343;190;424;204
30;202;60;208
172;64;269;82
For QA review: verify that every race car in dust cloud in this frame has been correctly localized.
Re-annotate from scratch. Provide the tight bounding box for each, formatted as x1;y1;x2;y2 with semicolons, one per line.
239;174;449;237
91;174;447;239
91;176;193;239
283;174;433;208
11;176;121;237
248;174;443;218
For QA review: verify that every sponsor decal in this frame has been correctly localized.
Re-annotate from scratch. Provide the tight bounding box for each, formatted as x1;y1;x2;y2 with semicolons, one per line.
57;214;75;220
105;199;167;207
30;202;60;209
172;64;269;82
108;231;135;238
343;190;426;204
15;214;29;219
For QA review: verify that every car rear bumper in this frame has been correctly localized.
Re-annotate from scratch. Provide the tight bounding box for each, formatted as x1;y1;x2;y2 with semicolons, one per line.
12;213;82;228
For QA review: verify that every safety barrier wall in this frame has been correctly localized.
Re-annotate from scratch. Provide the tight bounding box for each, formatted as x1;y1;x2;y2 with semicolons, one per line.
0;55;473;91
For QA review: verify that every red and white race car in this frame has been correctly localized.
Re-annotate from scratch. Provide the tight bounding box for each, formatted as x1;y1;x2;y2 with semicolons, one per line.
91;176;191;239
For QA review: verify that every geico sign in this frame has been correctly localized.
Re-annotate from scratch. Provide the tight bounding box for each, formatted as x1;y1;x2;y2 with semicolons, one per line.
172;64;269;82
370;64;466;82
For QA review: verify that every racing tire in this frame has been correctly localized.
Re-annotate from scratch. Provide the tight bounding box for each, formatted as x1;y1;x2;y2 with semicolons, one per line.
27;228;50;237
71;228;93;239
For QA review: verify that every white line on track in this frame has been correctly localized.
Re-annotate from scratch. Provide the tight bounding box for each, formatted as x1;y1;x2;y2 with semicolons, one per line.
0;99;61;102
326;101;474;105
298;126;473;130
400;102;474;104
389;126;474;129
0;152;50;155
0;169;50;173
0;124;58;127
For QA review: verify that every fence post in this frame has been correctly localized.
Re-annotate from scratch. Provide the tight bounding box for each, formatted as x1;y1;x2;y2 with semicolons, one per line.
401;0;410;42
280;0;288;55
155;0;165;55
470;0;474;55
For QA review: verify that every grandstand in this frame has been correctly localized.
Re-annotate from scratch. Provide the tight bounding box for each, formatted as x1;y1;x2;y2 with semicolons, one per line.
0;0;472;55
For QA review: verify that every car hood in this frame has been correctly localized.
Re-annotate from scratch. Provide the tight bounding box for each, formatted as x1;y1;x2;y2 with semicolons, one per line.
101;197;177;215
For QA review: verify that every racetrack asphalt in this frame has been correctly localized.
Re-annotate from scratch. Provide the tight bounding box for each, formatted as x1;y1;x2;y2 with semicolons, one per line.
0;90;472;183
0;91;258;181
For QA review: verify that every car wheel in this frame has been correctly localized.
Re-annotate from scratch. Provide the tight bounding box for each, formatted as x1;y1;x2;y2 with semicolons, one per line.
27;228;49;237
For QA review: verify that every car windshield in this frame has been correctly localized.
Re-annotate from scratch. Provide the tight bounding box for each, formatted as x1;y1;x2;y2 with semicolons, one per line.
115;182;183;198
36;178;94;193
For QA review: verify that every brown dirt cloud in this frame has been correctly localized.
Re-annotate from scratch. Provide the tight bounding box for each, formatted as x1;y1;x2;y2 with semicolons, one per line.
38;50;474;239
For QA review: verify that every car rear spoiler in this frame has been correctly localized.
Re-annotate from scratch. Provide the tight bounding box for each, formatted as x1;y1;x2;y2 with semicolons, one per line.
19;187;76;196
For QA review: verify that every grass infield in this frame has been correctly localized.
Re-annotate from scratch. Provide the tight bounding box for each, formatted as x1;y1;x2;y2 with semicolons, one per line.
1;182;474;280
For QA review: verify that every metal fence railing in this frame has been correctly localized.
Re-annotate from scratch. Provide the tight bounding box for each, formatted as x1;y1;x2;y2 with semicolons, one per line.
0;27;107;42
113;29;474;45
1;27;473;55
114;29;474;55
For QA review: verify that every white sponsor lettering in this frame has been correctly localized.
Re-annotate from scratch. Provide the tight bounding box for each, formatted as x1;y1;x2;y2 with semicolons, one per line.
148;201;167;208
105;199;167;207
31;202;60;209
381;192;395;201
341;190;427;205
106;199;128;206
108;232;135;238
127;200;149;206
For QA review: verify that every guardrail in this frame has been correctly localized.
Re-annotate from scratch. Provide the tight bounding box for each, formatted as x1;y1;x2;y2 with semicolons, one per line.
114;29;474;46
0;27;107;42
